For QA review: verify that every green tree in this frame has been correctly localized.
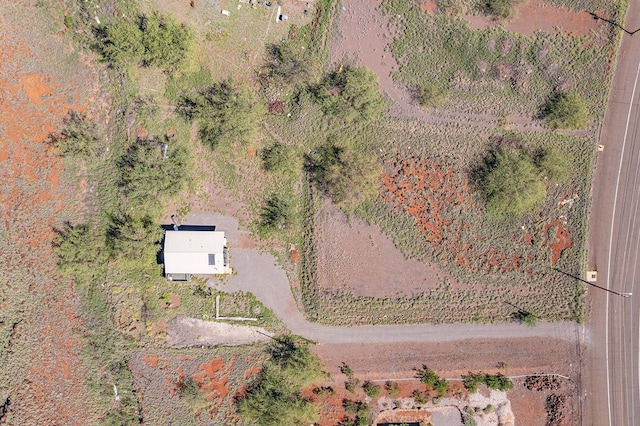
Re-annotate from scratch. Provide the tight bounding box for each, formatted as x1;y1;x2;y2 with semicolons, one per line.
54;222;109;284
536;146;571;184
482;148;546;216
310;142;382;212
98;13;192;71
118;138;191;207
237;364;318;426
484;374;514;391
106;210;163;260
461;372;485;393
184;80;265;149
140;12;193;71
415;365;440;387
362;380;381;398
434;379;450;396
544;91;590;130
315;65;385;124
99;19;144;67
237;336;325;425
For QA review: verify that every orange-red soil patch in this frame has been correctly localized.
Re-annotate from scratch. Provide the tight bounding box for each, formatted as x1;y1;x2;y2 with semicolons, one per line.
168;294;182;308
144;354;160;368
381;156;523;273
193;358;233;416
505;0;602;37
420;0;437;14
243;365;261;379
542;219;572;265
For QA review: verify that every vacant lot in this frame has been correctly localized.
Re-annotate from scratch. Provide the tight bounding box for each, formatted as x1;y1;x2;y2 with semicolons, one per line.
0;1;105;424
128;346;267;425
297;0;621;326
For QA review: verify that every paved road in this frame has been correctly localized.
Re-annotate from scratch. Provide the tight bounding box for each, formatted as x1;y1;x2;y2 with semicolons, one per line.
586;4;640;425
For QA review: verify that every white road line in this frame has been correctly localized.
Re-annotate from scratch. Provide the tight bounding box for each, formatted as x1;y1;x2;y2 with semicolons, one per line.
606;55;640;426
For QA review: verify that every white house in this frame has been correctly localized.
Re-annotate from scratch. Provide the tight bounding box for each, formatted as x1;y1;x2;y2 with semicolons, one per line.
163;230;232;281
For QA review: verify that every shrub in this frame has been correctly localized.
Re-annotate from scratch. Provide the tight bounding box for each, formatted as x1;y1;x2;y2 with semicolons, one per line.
481;148;545;217
258;193;291;237
462;372;514;393
434;379;449;396
462;372;485;393
385;381;401;397
118;137;191;207
415;365;440;387
484;374;514;391
341;400;371;426
415;84;448;108
514;309;538;327
237;336;325;425
262;42;312;90
340;362;354;379
107;211;164;261
261;142;295;173
543;91;590;130
98;13;192;71
486;0;516;18
412;389;427;404
55;111;101;157
345;378;360;393
309;141;382;212
362;380;381;398
98;19;144;67
178;376;206;412
139;12;193;71
54;222;109;284
314;64;385;125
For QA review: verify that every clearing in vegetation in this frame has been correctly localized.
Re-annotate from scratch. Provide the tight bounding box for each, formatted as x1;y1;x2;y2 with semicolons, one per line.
292;0;624;326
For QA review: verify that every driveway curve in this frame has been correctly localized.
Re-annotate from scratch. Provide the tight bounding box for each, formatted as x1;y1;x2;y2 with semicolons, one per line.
184;212;581;344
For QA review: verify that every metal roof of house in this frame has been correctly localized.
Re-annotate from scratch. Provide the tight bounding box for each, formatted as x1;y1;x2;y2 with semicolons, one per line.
164;231;229;275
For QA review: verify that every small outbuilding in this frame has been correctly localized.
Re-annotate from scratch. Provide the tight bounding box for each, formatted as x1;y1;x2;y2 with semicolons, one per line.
163;230;232;281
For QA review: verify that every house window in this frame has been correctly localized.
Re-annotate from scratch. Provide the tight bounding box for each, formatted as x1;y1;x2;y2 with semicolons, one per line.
208;254;215;265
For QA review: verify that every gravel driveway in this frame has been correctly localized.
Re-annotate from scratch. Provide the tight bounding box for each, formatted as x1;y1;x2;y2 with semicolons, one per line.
180;212;581;345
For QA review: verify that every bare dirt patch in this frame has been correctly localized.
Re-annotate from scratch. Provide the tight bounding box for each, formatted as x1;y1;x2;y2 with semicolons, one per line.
315;198;452;297
166;316;273;348
330;0;420;116
507;0;602;37
463;0;603;37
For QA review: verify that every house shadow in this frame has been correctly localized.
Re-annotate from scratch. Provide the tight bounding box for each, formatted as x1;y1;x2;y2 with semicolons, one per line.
160;224;217;232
